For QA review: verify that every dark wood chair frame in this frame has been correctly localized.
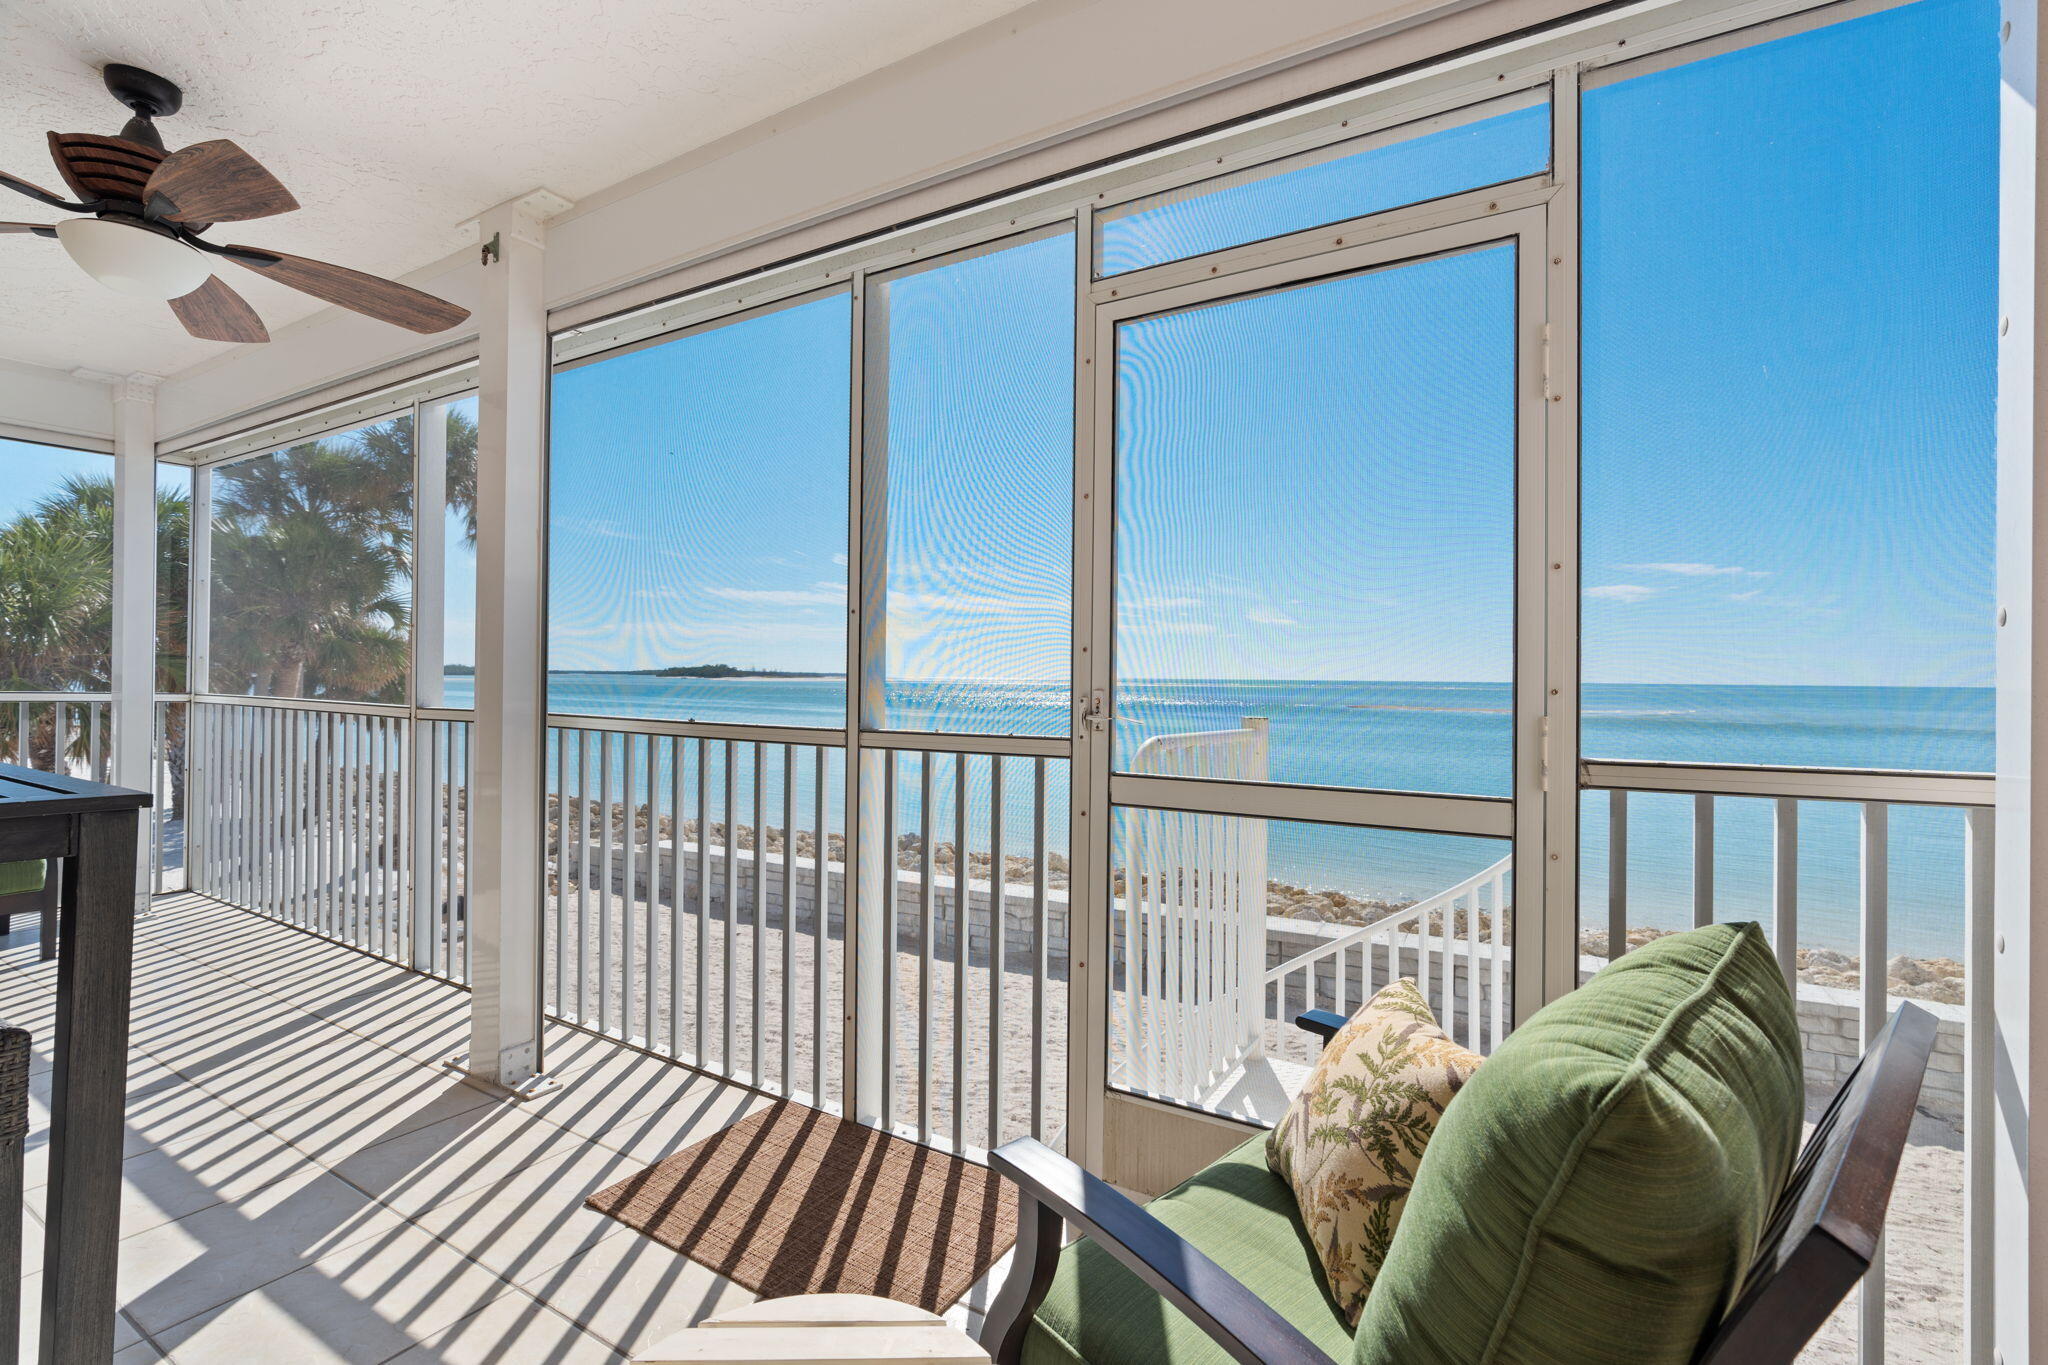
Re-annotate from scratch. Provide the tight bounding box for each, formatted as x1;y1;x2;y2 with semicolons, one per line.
980;1000;1937;1365
0;862;60;962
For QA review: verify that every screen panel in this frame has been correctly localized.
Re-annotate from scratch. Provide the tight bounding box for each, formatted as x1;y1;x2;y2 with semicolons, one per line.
873;232;1075;736
1096;94;1549;277
548;293;853;727
1112;244;1517;796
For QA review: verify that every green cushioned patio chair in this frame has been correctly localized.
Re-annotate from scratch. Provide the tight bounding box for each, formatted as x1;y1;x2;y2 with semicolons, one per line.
0;861;55;961
980;923;1936;1365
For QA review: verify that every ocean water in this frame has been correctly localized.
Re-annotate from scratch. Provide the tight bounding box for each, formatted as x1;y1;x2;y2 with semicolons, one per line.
450;674;1991;959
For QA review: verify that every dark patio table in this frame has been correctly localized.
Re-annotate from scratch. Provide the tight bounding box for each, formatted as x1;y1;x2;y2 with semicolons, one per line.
0;764;148;1365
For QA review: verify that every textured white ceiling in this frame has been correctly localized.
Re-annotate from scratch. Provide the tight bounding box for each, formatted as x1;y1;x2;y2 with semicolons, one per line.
0;0;1039;380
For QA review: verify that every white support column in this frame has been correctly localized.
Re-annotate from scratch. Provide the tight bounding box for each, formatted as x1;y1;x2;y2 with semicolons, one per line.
110;373;160;906
463;189;572;1096
1994;0;2040;1356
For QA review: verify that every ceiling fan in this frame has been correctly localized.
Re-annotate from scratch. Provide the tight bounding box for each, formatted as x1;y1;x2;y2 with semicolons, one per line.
0;64;470;344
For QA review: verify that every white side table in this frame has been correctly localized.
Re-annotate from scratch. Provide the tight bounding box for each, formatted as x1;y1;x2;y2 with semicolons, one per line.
634;1293;993;1364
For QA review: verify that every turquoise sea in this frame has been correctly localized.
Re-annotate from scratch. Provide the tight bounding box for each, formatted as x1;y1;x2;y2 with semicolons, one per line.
449;674;1992;959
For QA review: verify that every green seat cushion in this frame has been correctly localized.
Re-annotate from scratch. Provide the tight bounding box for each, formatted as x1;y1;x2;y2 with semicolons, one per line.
1021;1134;1354;1365
0;861;44;898
1351;921;1803;1365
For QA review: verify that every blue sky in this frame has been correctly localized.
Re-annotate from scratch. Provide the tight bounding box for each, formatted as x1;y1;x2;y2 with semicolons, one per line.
542;0;1995;692
0;438;115;520
547;295;852;675
1580;0;1998;687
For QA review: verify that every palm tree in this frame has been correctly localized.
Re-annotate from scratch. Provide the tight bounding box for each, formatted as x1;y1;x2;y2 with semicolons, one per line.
0;472;189;773
206;409;473;702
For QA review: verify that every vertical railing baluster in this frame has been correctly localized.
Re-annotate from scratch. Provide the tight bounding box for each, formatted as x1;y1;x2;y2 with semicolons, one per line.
1693;792;1715;928
554;728;568;1019
752;742;767;1087
1032;758;1047;1143
444;720;458;975
670;735;686;1059
574;729;590;1017
1964;804;1994;1361
1774;798;1799;996
621;733;637;1039
882;753;899;1127
814;745;829;1106
953;752;967;1152
696;737;710;1066
1858;800;1889;1365
782;744;796;1095
648;734;664;1050
1608;789;1628;961
1465;884;1481;1051
988;755;1004;1152
919;752;934;1145
724;739;738;1075
1490;871;1507;1050
599;731;615;1033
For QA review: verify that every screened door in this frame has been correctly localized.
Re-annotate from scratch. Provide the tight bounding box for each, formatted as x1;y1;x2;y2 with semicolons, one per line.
1073;211;1554;1183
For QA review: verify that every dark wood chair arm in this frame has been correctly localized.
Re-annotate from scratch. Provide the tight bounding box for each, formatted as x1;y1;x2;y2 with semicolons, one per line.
1296;1009;1348;1046
979;1137;1337;1365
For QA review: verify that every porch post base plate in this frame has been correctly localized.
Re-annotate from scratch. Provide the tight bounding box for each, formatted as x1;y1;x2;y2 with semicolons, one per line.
443;1052;563;1101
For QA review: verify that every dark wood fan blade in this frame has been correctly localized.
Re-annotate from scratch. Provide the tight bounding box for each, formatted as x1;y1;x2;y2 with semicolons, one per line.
0;222;56;237
225;246;469;334
48;132;164;204
169;275;268;343
145;141;297;223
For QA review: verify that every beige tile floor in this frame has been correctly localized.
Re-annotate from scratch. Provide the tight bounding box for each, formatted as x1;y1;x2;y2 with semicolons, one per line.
0;892;1003;1363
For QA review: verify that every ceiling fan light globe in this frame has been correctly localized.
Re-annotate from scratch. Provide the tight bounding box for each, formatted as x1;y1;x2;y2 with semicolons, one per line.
54;218;210;300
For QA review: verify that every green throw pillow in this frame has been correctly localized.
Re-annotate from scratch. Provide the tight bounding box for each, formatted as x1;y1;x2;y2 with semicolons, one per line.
1351;922;1803;1365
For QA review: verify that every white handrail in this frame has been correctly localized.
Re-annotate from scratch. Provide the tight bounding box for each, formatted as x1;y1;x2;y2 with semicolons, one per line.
1263;852;1513;1054
1116;718;1270;1102
1265;853;1513;987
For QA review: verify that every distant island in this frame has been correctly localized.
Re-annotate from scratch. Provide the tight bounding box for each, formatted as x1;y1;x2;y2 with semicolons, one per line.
549;664;843;680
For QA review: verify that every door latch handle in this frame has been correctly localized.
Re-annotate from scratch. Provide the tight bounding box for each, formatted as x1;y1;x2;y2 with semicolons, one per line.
1080;691;1109;735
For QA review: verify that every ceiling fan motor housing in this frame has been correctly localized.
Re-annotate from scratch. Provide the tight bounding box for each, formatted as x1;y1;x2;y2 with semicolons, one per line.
102;64;182;151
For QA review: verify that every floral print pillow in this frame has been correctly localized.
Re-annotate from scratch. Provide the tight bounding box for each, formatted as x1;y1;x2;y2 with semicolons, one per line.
1266;978;1483;1323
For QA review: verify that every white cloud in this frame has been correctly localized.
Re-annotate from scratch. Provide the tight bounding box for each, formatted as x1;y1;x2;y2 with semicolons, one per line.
1587;584;1661;604
830;553;849;567
1619;562;1768;578
1246;609;1300;627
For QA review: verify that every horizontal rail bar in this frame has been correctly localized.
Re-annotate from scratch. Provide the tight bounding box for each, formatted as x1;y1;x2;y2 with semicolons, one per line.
1581;759;1993;807
1265;853;1513;984
859;728;1071;758
1110;772;1514;838
190;693;414;719
547;713;845;747
0;692;111;704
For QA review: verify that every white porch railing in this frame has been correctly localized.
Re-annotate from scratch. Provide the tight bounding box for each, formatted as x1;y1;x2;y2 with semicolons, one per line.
185;697;474;984
0;693;111;780
1585;760;1994;1365
0;693;187;896
544;720;846;1109
542;717;1071;1158
1110;719;1271;1103
1265;854;1513;1057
